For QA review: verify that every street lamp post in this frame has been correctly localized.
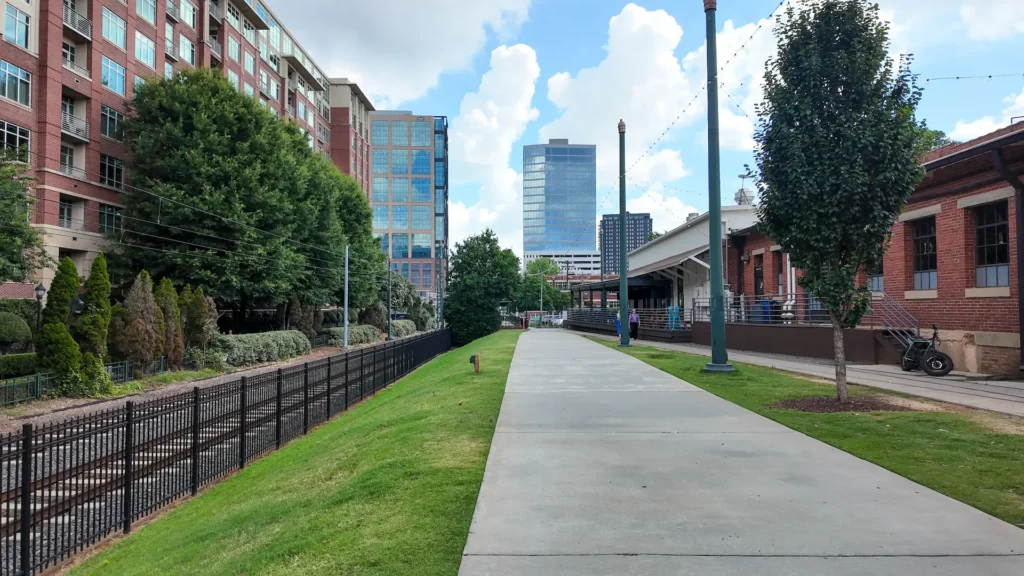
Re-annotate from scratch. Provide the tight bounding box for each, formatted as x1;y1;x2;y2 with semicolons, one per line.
703;0;734;372
34;283;46;333
618;119;630;347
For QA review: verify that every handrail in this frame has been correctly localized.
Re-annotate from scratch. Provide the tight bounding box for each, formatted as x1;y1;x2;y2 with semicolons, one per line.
62;5;92;39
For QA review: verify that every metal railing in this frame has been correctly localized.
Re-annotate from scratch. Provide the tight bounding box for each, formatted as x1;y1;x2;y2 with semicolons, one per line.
165;40;179;60
567;308;691;331
57;163;87;180
692;294;836;326
60;110;89;141
61;56;89;78
209;1;223;20
207;37;222;56
62;5;92;39
871;292;920;348
1;357;169;407
166;0;180;21
0;330;451;575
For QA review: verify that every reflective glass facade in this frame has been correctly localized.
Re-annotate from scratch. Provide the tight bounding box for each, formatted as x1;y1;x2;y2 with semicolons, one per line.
523;142;597;253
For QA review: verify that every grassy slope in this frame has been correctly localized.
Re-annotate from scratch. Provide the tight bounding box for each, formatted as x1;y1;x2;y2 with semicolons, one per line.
592;339;1024;529
70;330;521;576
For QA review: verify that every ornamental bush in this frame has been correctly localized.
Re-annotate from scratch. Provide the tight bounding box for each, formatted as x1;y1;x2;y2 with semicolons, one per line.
109;271;164;372
391;319;417;338
323;325;382;346
184;347;227;371
0;353;36;378
0;299;38;337
78;352;114;397
36;322;81;391
179;285;218;350
0;311;33;354
41;257;79;327
78;253;112;360
212;330;311;367
155;278;185;369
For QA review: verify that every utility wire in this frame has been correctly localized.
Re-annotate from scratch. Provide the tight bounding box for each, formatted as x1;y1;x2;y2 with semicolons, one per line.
925;73;1024;82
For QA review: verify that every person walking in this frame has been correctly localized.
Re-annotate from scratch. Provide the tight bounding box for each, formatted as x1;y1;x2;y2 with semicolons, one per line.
629;309;639;341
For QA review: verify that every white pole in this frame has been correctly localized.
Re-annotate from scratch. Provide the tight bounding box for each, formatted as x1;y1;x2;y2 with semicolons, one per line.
343;245;349;348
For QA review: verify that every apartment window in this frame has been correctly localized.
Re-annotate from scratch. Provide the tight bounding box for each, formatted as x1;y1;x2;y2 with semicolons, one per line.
137;0;157;24
391;234;409;259
297;100;306;120
391;149;408;174
165;62;173;79
258;68;268;91
435;134;445;159
179;35;195;65
435;161;445;187
258;40;267;62
59;144;76;175
412;234;432;258
244;51;255;75
411;150;430;175
4;5;29;49
228;36;240;61
244;83;254;96
412;206;432;230
0;61;30;106
371;120;388;146
165;21;174;52
227;4;239;28
868;260;884;292
1;120;30;161
411;178;431;203
371;177;388;203
180;0;196;28
227;69;239;89
372;149;388;174
135;31;156;68
59;199;73;228
307;109;314;126
975;201;1010;288
390;178;409;202
100;106;124;140
63;42;76;65
102;8;127;49
411;121;432;147
392;206;409;230
390;121;408;146
243;19;255;44
372;205;388;230
270;79;279;100
423;263;432;288
101;57;126;95
100;154;125;189
99;204;122;233
912;217;937;291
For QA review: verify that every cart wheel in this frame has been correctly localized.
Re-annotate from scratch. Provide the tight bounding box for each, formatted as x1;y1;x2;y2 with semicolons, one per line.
899;356;915;372
922;352;953;377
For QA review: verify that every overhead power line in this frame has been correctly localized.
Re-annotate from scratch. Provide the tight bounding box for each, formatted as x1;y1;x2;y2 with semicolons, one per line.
924;73;1024;82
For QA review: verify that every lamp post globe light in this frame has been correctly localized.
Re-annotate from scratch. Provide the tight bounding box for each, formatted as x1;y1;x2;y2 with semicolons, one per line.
34;283;46;332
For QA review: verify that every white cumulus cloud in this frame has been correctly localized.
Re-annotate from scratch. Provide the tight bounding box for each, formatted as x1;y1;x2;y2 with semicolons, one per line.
627;185;701;235
950;85;1024;141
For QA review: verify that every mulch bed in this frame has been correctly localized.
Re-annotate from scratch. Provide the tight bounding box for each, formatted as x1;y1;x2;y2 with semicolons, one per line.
768;396;917;413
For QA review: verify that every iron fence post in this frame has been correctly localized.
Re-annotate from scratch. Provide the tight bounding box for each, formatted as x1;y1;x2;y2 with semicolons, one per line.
123;401;134;534
360;349;365;400
191;386;200;495
302;363;309;434
239;376;247;469
344;352;349;411
20;423;32;576
34;372;40;400
326;357;333;417
275;369;283;449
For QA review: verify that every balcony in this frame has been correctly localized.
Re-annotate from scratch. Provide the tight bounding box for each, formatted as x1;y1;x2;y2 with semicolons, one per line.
58;163;87;180
61;56;90;79
287;78;299;92
236;0;269;30
286;106;295;118
166;0;180;22
258;81;272;98
61;111;90;143
165;41;180;61
282;47;324;91
208;37;222;58
63;5;92;41
209;1;223;22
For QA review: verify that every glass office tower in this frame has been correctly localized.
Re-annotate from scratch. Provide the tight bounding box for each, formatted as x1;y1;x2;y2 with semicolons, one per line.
522;140;598;271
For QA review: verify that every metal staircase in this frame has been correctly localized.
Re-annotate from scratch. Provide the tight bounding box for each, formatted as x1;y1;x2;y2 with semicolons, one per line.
870;292;920;350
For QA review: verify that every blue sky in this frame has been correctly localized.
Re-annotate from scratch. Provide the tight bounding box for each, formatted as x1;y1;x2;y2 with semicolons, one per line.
271;0;1024;256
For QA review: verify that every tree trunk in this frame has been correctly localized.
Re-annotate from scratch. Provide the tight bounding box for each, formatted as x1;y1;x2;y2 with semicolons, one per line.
830;313;849;403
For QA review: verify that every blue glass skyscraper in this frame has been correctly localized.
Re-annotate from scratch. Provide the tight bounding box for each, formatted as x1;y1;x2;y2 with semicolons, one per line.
522;140;599;273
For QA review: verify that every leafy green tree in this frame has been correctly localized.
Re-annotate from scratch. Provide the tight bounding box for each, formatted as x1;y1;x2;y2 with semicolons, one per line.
37;322;82;394
110;271;165;372
444;230;521;346
916;125;955;155
513;275;570;312
42;257;79;328
0;152;50;282
754;0;924;401
78;254;112;360
155;278;185;369
179;284;218;350
526;257;560;277
647;231;663;243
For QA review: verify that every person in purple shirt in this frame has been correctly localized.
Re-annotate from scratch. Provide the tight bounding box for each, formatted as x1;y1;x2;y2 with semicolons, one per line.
629;309;639;340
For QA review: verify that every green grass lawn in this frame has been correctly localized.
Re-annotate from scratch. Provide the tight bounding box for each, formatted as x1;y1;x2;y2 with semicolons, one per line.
70;330;521;576
591;338;1024;529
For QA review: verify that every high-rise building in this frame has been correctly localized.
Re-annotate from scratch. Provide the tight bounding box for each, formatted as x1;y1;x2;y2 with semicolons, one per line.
328;78;373;193
368;111;448;300
600;212;653;274
522;139;598;274
0;0;331;294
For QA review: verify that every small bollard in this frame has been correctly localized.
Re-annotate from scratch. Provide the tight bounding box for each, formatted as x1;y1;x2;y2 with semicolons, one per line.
468;354;480;373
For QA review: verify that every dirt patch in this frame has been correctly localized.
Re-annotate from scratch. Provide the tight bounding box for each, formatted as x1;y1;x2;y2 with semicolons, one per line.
768;395;918;413
970;413;1024;436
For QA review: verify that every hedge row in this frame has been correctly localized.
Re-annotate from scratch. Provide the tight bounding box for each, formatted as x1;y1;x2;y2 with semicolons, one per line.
0;353;37;379
0;299;38;337
391;320;417;339
0;312;33;354
212;330;312;368
323;325;381;346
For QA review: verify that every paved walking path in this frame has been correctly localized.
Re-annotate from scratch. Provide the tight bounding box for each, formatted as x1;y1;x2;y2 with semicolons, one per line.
459;330;1024;575
575;331;1024;418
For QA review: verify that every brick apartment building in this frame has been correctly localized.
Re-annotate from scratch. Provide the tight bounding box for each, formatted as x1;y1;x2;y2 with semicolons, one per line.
0;0;331;294
726;124;1024;375
327;78;373;194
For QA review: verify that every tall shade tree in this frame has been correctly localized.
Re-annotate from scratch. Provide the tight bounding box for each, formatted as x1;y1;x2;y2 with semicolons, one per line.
0;152;49;282
754;0;924;402
444;230;521;346
78;254;112;360
41;257;79;328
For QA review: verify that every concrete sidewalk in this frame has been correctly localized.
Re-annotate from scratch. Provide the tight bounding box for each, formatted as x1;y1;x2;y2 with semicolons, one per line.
459;330;1024;575
576;331;1024;418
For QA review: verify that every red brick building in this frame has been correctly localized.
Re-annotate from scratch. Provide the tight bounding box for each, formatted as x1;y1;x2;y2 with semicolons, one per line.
1;0;331;292
727;125;1024;375
327;79;373;194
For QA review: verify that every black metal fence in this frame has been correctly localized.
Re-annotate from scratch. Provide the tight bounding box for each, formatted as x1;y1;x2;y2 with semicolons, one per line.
0;330;451;576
